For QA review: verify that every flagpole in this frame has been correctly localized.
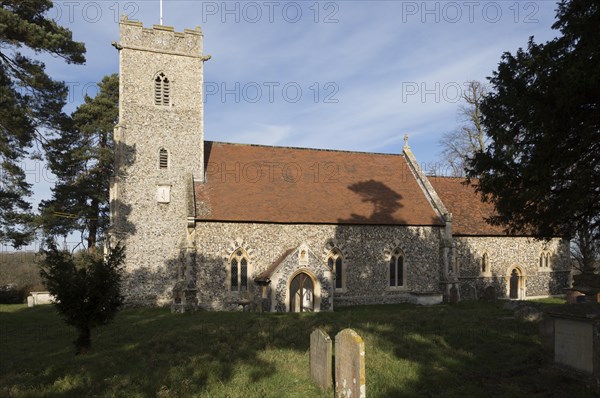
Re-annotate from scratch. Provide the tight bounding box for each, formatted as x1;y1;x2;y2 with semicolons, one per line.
160;0;163;25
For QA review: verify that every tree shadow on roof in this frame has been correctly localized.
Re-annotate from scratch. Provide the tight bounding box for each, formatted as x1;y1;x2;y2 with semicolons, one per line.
339;179;405;224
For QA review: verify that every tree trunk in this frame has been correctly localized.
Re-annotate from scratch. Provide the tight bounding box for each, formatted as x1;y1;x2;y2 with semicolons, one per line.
87;197;99;253
75;325;91;355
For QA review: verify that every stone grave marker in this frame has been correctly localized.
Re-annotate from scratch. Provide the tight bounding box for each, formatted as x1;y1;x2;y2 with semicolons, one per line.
482;286;497;302
449;285;459;304
335;328;366;398
310;329;332;390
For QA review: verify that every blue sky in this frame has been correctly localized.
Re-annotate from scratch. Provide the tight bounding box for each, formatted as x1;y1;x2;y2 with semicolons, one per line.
13;0;562;249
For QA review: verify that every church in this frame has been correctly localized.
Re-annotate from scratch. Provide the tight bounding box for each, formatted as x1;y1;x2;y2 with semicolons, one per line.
109;17;571;311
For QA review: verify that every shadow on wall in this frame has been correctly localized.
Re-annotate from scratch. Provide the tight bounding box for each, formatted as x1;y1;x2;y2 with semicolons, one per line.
110;139;137;243
332;179;444;304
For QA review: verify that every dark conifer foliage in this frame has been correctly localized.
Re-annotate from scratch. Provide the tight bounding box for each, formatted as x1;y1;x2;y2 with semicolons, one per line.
40;241;125;354
39;74;118;250
0;0;85;247
468;0;599;288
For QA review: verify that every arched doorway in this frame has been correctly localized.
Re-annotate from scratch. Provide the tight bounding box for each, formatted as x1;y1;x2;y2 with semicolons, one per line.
507;267;526;299
289;272;314;312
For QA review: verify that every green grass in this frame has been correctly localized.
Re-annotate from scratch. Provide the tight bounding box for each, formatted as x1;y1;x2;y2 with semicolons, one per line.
0;301;594;397
530;297;567;305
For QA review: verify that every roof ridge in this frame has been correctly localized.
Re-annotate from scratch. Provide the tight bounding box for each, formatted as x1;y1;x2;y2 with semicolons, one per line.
205;140;403;157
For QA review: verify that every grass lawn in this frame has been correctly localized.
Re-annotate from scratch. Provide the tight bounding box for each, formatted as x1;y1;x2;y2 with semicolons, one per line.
0;301;595;397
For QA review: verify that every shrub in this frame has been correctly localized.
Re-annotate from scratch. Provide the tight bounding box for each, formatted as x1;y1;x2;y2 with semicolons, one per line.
39;242;125;354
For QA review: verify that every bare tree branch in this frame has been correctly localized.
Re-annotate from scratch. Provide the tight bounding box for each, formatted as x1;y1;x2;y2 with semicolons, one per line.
439;81;489;177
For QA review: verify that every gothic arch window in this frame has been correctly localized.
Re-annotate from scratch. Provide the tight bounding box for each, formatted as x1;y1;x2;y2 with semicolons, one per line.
154;72;170;106
389;248;406;288
327;249;345;291
539;251;551;270
454;253;460;275
159;148;169;169
229;248;249;293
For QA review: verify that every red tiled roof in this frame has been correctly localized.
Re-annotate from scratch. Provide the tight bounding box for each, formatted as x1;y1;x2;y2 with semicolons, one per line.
194;141;443;226
428;177;508;236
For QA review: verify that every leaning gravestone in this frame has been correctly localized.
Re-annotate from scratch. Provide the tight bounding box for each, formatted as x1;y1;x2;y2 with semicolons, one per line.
335;328;366;398
310;329;332;390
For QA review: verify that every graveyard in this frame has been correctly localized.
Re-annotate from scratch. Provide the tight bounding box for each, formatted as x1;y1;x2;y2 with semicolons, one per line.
0;300;597;397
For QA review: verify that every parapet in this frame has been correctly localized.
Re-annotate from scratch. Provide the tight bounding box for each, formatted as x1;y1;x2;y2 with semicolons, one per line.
118;16;205;58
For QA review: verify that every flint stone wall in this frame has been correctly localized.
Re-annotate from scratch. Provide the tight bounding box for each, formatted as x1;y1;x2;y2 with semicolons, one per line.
270;248;333;312
194;222;443;310
455;236;570;299
113;20;205;306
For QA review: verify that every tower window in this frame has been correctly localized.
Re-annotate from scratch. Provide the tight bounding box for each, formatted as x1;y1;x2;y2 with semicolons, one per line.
154;73;170;106
159;148;168;169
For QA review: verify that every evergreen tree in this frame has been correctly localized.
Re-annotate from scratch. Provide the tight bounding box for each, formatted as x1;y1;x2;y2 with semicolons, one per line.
40;241;125;354
468;0;599;289
40;74;118;251
0;0;85;247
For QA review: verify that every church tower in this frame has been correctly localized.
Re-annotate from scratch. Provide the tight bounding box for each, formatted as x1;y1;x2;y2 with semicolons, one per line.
111;17;210;305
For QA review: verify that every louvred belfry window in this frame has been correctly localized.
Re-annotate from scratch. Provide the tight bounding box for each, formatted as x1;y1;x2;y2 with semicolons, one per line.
154;73;170;106
159;148;168;169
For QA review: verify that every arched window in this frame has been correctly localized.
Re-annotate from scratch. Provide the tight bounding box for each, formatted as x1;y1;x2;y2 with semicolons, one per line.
481;253;489;274
154;73;170;106
230;249;249;293
159;148;168;169
539;252;551;269
389;248;405;288
327;249;344;290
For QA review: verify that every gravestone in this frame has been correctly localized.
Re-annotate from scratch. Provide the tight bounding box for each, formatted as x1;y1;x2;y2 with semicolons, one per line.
310;329;332;390
482;286;497;302
449;286;459;304
461;284;477;301
547;305;600;392
335;328;366;398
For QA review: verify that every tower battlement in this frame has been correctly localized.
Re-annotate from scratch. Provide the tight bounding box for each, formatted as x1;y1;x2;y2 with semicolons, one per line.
118;16;205;58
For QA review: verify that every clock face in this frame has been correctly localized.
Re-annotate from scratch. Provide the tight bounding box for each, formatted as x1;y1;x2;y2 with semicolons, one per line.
157;185;171;203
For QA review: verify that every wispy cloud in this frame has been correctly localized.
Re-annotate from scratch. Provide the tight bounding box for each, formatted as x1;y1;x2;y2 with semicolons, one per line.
23;0;561;207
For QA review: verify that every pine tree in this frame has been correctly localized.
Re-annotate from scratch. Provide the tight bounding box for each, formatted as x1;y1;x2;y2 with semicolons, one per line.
0;0;86;247
40;74;118;251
